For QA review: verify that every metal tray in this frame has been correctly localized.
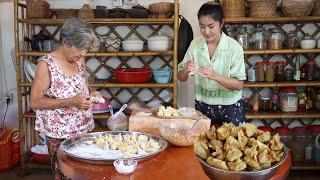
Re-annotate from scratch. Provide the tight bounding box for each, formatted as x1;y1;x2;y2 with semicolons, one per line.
59;131;168;165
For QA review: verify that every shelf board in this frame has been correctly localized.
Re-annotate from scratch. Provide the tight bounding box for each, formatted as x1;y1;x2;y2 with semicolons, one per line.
291;162;320;170
246;111;320;119
225;16;320;24
244;49;320;55
20;82;174;88
17;18;175;25
244;81;320;88
19;50;174;57
22;113;110;120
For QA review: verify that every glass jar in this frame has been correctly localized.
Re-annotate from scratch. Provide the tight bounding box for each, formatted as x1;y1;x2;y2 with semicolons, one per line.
252;94;259;112
275;127;292;149
306;60;316;81
291;127;307;162
247;66;256;82
265;62;275;82
256;62;265;82
251;27;268;50
280;87;298;112
309;125;320;164
237;26;250;50
284;67;293;81
275;61;285;81
260;96;270;111
271;90;280;111
285;30;298;49
268;28;283;49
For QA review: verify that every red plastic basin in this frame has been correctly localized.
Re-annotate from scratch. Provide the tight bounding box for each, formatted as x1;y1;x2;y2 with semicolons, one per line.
114;68;151;83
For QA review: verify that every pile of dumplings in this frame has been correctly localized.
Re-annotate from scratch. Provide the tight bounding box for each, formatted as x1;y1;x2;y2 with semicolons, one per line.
157;106;180;118
194;123;284;171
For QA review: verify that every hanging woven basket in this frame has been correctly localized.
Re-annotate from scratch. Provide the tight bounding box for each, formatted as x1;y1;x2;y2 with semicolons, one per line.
77;4;95;19
221;0;246;18
26;0;50;19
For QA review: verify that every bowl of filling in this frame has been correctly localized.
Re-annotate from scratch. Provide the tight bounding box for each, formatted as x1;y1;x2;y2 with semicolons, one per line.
158;119;207;146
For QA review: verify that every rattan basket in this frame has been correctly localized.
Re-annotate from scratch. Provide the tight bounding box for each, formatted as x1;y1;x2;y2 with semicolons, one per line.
282;0;314;17
221;0;245;18
247;0;277;17
314;0;320;15
26;0;50;19
53;9;78;19
77;4;95;19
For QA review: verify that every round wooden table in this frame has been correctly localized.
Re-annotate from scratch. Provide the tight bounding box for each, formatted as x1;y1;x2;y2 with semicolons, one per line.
57;146;291;180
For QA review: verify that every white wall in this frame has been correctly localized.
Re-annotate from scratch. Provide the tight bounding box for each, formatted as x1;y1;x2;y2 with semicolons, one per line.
0;0;208;127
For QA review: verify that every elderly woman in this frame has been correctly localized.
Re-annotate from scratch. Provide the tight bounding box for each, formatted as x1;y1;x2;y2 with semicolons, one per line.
30;18;101;178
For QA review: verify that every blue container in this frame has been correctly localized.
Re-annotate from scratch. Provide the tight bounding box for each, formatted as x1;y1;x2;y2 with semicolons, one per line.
153;69;172;83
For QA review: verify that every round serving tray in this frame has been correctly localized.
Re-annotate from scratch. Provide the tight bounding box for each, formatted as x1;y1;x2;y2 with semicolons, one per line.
59;131;168;165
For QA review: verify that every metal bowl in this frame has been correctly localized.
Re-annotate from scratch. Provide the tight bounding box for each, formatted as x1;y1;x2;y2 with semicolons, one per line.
197;147;289;180
59;131;168;165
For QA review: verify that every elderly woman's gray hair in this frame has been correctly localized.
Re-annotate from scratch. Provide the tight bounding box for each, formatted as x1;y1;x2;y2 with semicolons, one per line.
59;18;97;48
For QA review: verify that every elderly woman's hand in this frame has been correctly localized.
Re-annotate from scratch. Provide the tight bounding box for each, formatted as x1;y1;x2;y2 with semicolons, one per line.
71;93;91;109
89;91;104;103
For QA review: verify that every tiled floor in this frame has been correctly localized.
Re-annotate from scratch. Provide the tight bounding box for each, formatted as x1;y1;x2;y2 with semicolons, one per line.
0;168;319;180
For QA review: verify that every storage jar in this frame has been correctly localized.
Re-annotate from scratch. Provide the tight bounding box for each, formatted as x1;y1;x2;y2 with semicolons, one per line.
291;127;307;162
237;26;250;50
256;62;265;82
280;87;298;112
285;30;298;49
275;127;292;149
284;67;293;81
306;60;316;81
309;125;320;164
260;96;270;111
275;61;285;81
268;28;283;49
251;27;268;50
265;62;275;82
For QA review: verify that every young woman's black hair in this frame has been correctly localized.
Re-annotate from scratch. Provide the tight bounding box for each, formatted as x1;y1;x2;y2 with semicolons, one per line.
197;2;223;23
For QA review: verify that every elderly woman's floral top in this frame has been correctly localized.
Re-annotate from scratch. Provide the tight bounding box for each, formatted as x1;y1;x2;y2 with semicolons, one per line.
35;54;94;139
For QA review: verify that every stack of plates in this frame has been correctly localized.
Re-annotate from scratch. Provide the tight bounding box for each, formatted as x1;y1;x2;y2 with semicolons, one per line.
24;58;36;82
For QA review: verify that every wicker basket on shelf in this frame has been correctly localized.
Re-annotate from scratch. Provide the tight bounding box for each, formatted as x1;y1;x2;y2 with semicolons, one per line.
221;0;245;18
53;9;78;19
247;0;277;17
77;4;95;19
26;0;50;19
282;0;314;17
314;0;320;15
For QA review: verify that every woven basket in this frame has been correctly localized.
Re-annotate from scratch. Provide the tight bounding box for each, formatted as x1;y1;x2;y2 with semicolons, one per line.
10;129;20;167
282;0;314;17
26;0;50;19
54;9;78;19
247;0;277;17
0;133;12;173
78;4;95;19
221;0;245;18
314;0;320;15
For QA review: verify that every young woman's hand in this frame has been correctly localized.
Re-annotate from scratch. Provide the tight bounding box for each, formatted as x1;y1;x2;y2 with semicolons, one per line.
71;93;91;109
198;66;219;80
184;60;198;73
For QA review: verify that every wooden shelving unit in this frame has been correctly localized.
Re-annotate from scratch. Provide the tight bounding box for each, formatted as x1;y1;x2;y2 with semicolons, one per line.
14;0;179;175
225;13;320;171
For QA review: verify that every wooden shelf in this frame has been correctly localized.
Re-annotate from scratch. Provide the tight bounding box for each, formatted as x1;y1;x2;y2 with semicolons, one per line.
20;82;174;88
225;16;320;24
244;49;320;55
291;162;320;170
22;112;110;120
244;81;320;88
246;111;320;119
17;18;175;25
19;50;174;57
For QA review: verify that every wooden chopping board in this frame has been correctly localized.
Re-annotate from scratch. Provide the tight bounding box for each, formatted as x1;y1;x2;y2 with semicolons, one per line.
128;108;211;136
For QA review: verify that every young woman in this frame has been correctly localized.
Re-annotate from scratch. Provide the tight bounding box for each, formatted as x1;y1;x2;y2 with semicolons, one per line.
30;18;101;178
178;3;246;126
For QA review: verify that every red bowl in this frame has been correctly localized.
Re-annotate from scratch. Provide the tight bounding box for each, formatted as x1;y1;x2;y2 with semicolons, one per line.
114;68;151;83
31;152;51;165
